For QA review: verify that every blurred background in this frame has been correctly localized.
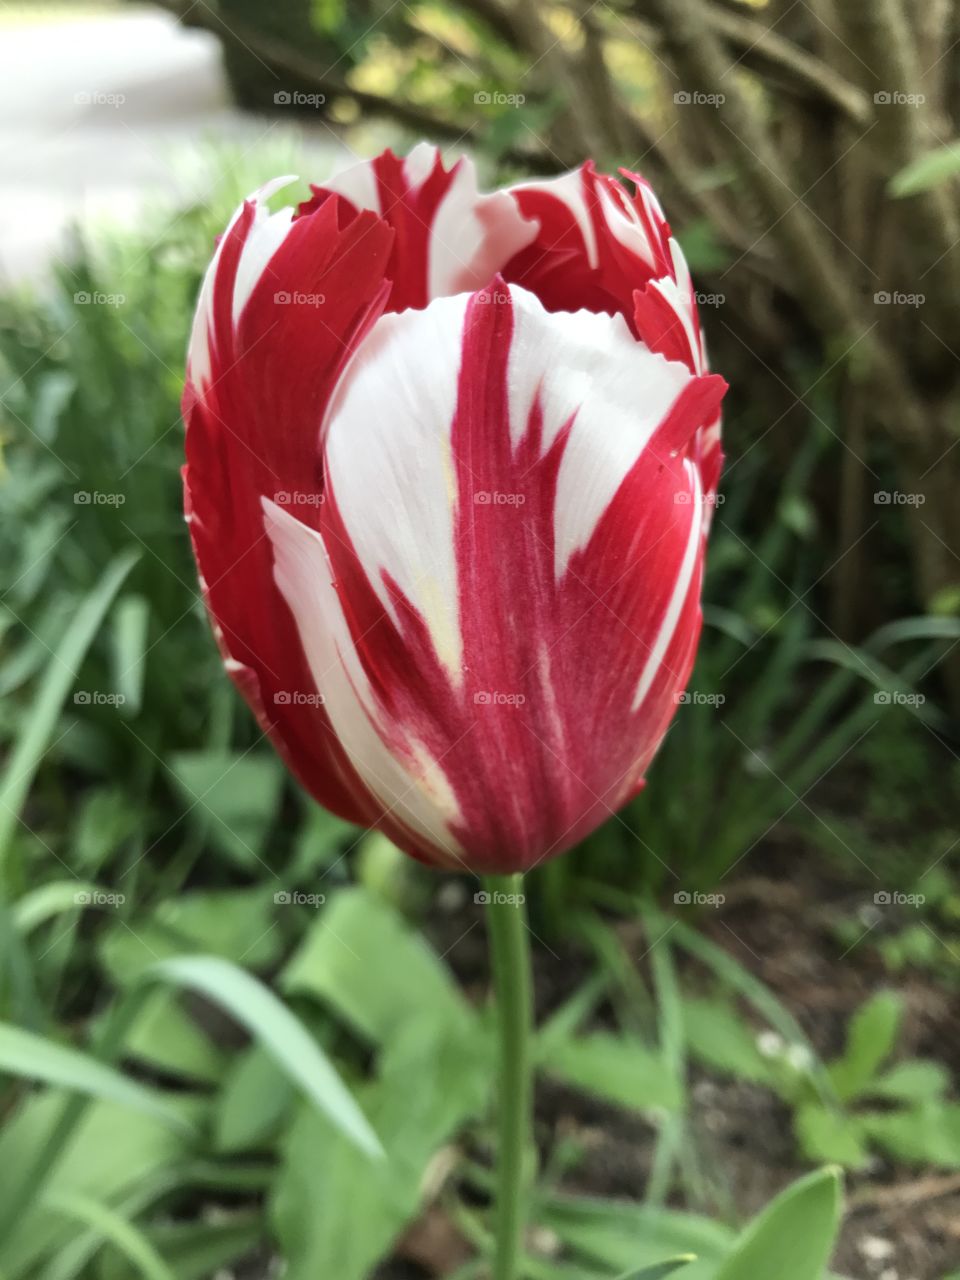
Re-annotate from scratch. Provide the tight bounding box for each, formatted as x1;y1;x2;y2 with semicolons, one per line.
1;1;960;1278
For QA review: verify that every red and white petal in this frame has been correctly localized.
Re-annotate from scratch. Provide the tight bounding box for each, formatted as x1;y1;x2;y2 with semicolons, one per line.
301;144;538;311
182;180;395;823
260;282;726;872
502;162;674;323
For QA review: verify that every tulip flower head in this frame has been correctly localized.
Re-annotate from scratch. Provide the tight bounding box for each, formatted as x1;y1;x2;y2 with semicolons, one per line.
183;144;727;874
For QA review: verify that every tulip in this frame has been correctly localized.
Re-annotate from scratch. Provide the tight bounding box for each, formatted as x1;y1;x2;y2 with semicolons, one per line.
184;143;726;1280
183;143;726;879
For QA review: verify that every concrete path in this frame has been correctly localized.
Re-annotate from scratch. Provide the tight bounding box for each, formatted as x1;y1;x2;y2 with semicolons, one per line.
0;5;346;283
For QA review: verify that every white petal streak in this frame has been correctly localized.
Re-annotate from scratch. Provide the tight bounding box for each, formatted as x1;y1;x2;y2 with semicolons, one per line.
322;293;470;678
511;169;599;267
230;175;300;327
632;459;702;711
320;156;382;213
428;157;538;298
504;291;694;577
261;498;464;861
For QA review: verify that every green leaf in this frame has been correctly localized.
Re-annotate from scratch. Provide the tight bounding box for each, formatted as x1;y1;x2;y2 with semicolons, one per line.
868;1059;949;1102
537;1192;735;1279
215;1045;293;1152
828;991;901;1101
44;1190;175;1280
167;750;283;868
794;1103;868;1168
0;1022;192;1134
617;1258;697;1280
13;881;102;933
890;142;960;196
111;594;149;714
860;1102;960;1166
713;1167;842;1280
119;987;226;1084
0;1097;195;1276
99;887;283;984
282;886;471;1045
681;997;773;1086
0;550;138;863
540;1031;682;1113
272;1016;491;1280
146;955;383;1159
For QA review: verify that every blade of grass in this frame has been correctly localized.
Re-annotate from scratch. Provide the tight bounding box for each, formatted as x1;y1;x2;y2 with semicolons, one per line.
146;955;383;1158
0;550;138;872
0;1021;193;1134
44;1190;175;1280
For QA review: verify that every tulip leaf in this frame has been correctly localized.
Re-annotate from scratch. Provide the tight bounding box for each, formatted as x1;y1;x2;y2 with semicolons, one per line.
536;1192;735;1278
145;955;383;1159
713;1167;842;1280
282;887;472;1045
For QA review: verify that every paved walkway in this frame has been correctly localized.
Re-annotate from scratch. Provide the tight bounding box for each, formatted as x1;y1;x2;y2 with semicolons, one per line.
0;5;345;283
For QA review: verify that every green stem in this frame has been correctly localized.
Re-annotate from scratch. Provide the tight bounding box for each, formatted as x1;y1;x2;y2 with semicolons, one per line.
483;872;534;1280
